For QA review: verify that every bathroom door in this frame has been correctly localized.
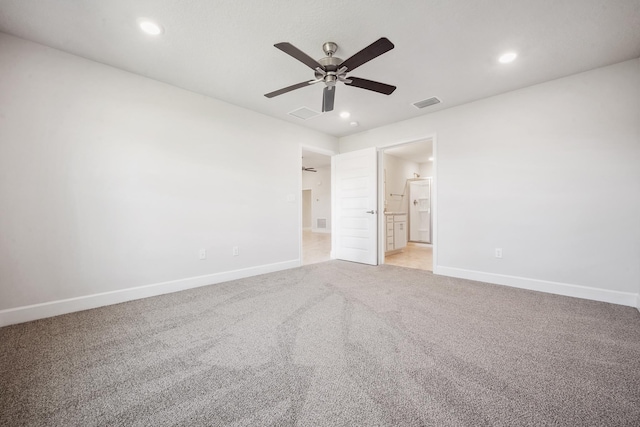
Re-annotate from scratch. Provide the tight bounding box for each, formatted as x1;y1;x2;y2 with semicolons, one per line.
409;179;431;243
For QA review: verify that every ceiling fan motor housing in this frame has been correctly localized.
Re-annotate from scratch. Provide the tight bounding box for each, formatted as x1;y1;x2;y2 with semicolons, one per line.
316;56;345;87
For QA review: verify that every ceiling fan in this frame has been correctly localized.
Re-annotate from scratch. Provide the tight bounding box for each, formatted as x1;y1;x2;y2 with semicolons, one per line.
302;166;317;172
265;37;396;112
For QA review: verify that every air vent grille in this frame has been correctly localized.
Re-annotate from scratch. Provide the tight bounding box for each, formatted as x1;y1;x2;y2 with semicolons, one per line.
413;97;441;109
289;107;321;120
317;218;327;229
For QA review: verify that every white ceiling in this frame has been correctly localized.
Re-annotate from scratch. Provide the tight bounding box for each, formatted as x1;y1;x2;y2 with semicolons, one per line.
1;0;639;137
384;140;433;164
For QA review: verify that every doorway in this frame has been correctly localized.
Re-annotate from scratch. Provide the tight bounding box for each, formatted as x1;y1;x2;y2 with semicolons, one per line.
301;148;332;265
380;139;434;271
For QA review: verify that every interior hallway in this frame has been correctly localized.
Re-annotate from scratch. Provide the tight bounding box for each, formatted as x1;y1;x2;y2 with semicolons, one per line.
302;230;331;265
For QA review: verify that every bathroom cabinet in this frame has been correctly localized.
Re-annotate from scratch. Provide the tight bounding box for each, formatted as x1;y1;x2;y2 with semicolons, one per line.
385;213;407;254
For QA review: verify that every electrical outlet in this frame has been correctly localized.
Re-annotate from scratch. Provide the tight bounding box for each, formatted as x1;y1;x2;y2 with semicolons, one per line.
233;246;239;256
495;248;503;259
199;248;206;260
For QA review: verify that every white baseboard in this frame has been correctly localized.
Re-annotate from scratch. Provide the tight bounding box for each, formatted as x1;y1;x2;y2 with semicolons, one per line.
434;265;638;308
0;259;301;327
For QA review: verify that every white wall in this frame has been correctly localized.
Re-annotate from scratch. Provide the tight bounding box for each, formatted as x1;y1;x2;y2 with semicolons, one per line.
0;34;337;321
419;162;433;178
302;190;312;229
383;153;420;213
302;166;331;232
341;59;640;305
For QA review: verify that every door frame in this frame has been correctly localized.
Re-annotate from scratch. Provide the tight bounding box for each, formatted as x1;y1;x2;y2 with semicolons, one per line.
378;134;438;271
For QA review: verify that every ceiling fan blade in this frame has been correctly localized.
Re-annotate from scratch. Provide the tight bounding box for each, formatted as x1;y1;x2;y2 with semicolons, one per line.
264;80;317;98
339;37;394;72
344;77;396;95
322;87;335;112
274;42;324;70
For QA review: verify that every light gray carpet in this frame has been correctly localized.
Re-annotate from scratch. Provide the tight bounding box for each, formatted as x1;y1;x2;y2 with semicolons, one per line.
1;261;639;426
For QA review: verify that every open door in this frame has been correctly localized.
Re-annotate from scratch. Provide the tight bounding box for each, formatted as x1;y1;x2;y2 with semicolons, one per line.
332;147;378;265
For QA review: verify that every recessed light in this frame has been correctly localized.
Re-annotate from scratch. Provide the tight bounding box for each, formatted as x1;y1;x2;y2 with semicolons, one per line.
428;156;434;161
498;52;517;64
138;18;164;35
339;111;351;119
349;121;359;127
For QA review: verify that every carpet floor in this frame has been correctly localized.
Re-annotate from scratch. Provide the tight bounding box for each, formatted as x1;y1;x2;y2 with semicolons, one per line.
1;261;639;426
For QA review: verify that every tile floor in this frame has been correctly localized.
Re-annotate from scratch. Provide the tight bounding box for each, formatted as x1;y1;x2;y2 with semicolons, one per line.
384;242;433;271
303;230;432;271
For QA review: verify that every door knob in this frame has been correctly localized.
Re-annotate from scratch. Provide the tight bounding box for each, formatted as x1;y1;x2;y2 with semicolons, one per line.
366;210;376;214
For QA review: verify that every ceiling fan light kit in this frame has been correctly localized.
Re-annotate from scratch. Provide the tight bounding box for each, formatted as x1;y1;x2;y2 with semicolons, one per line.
265;38;397;113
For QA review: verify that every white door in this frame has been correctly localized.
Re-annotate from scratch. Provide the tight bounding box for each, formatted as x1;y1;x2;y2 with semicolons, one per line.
332;147;378;265
409;179;431;243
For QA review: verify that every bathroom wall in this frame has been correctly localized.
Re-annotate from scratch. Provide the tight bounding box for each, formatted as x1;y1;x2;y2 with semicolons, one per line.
383;153;420;213
419;162;433;178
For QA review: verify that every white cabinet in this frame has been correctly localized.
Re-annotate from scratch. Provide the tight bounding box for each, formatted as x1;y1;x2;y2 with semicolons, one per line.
394;220;407;249
386;219;394;251
385;213;407;253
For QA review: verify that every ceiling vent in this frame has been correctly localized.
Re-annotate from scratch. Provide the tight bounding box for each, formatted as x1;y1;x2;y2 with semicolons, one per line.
413;97;441;109
288;107;321;120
